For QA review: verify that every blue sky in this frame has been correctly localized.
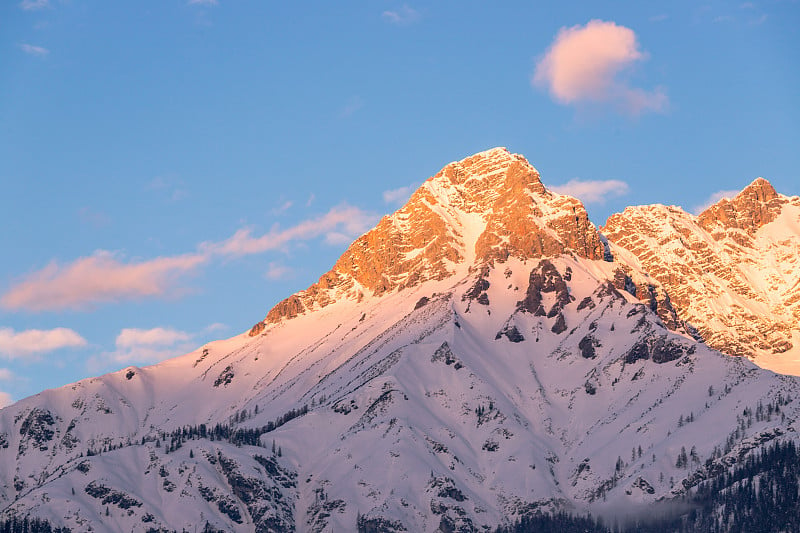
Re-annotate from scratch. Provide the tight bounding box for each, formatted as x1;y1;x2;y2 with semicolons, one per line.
1;0;798;404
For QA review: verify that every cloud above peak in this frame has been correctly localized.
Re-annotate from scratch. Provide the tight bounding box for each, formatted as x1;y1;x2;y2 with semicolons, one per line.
382;5;419;25
2;205;377;312
383;183;417;206
549;179;630;205
88;326;198;372
533;20;667;115
202;205;376;257
19;44;49;57
691;189;741;215
19;0;48;10
115;327;190;349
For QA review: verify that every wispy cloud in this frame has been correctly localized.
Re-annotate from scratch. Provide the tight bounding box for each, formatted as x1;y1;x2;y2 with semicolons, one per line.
19;0;48;10
533;20;667;115
749;13;768;25
383;184;417;205
549;179;630;204
202;205;377;257
116;327;190;349
0;369;15;381
0;392;12;409
271;200;293;216
147;176;187;202
1;251;207;312
382;4;420;25
78;207;111;228
649;14;669;22
19;43;49;57
0;327;87;359
264;262;293;281
187;0;217;5
340;96;364;118
204;322;227;333
4;205;377;311
89;326;197;371
692;189;740;214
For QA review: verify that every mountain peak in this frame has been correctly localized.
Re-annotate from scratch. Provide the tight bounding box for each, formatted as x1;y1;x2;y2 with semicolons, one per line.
421;147;546;204
698;176;784;234
259;149;603;327
603;176;800;366
742;176;778;199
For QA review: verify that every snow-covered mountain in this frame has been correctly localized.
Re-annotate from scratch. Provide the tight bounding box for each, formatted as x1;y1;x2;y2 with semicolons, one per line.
1;148;799;532
603;179;800;374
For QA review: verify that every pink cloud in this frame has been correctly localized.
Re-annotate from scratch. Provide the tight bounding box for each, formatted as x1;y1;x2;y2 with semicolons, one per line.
0;392;12;408
691;189;741;215
533;20;667;114
3;206;376;312
549;179;630;205
115;327;191;349
383;183;417;205
382;5;419;25
19;0;48;10
0;327;87;358
88;325;218;372
264;262;293;281
203;205;377;257
1;251;206;312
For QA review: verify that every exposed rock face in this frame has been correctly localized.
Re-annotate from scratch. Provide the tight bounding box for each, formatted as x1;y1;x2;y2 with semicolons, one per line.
4;151;800;531
610;266;683;332
256;153;800;374
603;178;800;368
247;321;266;337
517;260;573;317
263;148;603;324
697;178;783;237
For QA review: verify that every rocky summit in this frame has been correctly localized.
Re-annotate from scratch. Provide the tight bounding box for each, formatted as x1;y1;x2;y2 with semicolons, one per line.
262;148;603;326
603;178;800;373
0;149;799;532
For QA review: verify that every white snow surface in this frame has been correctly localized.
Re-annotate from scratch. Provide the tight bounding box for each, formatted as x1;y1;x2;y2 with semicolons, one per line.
1;256;799;532
603;197;800;374
0;151;798;531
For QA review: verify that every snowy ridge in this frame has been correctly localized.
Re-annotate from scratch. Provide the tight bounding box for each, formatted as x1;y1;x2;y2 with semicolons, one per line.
603;179;800;373
261;148;603;326
1;254;799;531
0;149;798;531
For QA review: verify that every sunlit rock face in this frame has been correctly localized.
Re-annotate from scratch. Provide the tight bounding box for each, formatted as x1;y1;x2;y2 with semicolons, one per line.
2;149;800;532
603;178;800;373
265;148;604;324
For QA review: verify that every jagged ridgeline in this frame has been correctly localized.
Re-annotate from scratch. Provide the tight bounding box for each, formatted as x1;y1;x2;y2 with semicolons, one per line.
1;148;799;532
603;178;800;373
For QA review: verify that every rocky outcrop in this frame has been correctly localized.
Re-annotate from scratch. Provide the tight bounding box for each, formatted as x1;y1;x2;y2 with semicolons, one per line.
263;148;603;324
603;178;800;366
517;260;574;317
697;178;783;237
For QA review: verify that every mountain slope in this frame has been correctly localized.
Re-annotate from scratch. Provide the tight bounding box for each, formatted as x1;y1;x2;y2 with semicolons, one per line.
263;148;603;325
0;149;799;532
603;179;800;374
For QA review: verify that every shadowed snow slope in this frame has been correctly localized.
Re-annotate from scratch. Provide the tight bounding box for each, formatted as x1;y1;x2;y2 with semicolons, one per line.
0;149;799;532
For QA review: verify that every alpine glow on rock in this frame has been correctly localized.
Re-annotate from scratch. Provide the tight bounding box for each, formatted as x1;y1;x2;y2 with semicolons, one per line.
1;149;800;532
